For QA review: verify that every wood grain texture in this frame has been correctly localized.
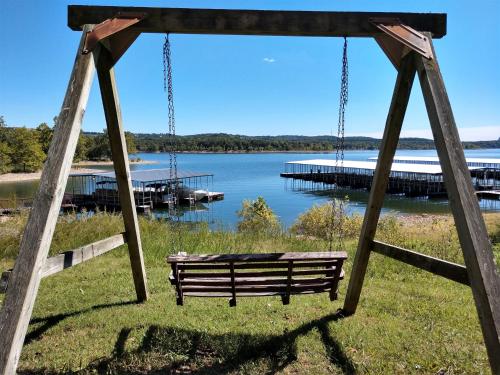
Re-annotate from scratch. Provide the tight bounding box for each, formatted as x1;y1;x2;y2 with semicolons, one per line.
0;26;95;375
416;36;500;373
41;233;126;277
343;52;417;315
0;234;126;294
94;47;148;302
168;256;345;306
68;6;446;38
371;240;469;285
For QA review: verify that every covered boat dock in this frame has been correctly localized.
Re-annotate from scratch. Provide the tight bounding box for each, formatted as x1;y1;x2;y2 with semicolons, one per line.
369;156;500;169
66;168;223;211
281;159;498;198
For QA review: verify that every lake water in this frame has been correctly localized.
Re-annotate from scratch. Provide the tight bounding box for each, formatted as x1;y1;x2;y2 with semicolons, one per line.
1;149;499;228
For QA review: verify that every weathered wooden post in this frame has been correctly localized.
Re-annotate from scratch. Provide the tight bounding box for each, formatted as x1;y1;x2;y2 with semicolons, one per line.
0;26;96;374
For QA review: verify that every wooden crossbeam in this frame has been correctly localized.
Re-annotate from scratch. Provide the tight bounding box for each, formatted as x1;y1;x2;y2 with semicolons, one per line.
68;6;447;38
371;240;469;285
42;233;127;278
0;234;127;294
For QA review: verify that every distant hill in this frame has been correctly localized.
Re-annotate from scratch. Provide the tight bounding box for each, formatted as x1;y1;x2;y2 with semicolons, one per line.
92;132;498;153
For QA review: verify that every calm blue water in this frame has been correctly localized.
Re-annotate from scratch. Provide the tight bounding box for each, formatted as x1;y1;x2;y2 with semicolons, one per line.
1;149;499;228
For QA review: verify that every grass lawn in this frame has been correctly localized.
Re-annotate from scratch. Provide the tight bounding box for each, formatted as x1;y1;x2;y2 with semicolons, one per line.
1;212;498;374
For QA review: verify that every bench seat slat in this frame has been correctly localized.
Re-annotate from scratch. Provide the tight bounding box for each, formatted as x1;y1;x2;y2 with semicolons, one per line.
183;289;332;297
182;282;333;293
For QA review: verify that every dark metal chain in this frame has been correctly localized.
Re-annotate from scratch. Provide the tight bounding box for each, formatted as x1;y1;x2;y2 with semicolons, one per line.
163;34;182;253
163;35;178;183
163;34;179;190
329;37;348;252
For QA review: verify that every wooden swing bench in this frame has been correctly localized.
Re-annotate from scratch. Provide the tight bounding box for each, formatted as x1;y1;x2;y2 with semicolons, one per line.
167;251;347;306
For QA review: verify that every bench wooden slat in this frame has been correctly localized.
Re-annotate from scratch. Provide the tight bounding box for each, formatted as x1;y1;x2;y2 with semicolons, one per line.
180;276;336;287
177;260;340;270
182;282;333;293
179;267;340;279
168;251;347;263
183;290;337;297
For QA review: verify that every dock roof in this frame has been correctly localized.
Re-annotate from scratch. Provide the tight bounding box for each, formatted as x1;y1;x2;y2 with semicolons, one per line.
285;159;484;175
72;168;212;182
369;156;500;167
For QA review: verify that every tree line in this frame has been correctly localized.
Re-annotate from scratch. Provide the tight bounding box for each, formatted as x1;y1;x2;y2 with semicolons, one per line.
0;116;136;173
132;132;500;153
1;115;498;174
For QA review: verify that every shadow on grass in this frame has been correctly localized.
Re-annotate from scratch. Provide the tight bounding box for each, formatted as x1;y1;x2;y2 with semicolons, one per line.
25;300;138;345
21;309;355;374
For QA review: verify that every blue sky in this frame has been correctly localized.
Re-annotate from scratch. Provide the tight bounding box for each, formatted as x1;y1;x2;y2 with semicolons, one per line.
1;1;499;140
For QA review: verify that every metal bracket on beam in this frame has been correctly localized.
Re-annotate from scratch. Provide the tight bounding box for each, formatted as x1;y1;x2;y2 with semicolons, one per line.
370;17;433;69
82;12;146;66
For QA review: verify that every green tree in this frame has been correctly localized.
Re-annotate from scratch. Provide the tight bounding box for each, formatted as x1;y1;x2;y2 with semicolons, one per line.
125;131;137;154
9;127;46;172
0;116;7;143
86;129;111;160
74;131;89;162
237;196;281;235
0;141;12;174
36;122;53;154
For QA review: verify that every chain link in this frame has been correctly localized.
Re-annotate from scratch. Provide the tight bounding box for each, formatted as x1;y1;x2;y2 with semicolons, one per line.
329;37;348;252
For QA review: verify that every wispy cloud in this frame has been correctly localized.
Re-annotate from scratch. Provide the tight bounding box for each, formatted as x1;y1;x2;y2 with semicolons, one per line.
262;57;276;63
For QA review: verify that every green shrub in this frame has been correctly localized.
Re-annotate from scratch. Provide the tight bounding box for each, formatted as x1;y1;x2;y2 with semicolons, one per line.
236;197;281;235
290;201;362;240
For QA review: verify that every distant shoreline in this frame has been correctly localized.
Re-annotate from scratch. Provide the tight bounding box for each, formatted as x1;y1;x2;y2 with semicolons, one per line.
137;148;499;155
0;160;158;183
72;160;158;166
143;150;359;154
0;168;105;184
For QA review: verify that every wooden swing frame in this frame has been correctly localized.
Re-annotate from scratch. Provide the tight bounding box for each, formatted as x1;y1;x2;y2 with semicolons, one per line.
0;6;498;374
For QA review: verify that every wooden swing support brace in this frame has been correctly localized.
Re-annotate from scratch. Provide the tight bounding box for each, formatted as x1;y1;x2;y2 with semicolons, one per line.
0;6;498;374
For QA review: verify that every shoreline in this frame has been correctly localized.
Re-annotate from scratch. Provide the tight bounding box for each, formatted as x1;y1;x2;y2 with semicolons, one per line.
138;148;499;155
0;160;158;184
72;160;158;166
0;168;107;184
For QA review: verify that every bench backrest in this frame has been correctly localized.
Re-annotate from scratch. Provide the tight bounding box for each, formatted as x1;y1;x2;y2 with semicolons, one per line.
167;251;347;306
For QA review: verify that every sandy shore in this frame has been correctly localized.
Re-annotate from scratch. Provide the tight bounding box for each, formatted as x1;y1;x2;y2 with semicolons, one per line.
0;168;107;183
0;159;158;184
72;160;158;167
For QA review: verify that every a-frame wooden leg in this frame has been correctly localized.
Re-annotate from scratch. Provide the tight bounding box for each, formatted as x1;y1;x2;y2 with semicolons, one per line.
0;26;95;375
343;52;417;315
94;47;148;302
416;37;500;373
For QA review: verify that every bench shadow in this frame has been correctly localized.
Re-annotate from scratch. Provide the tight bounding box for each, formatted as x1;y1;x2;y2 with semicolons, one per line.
25;300;138;345
20;309;355;374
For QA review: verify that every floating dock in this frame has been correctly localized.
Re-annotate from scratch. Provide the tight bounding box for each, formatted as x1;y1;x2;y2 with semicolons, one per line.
281;159;500;198
66;168;223;212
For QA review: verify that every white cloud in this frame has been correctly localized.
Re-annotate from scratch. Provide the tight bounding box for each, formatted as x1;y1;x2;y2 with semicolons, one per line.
262;57;276;63
346;126;500;142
